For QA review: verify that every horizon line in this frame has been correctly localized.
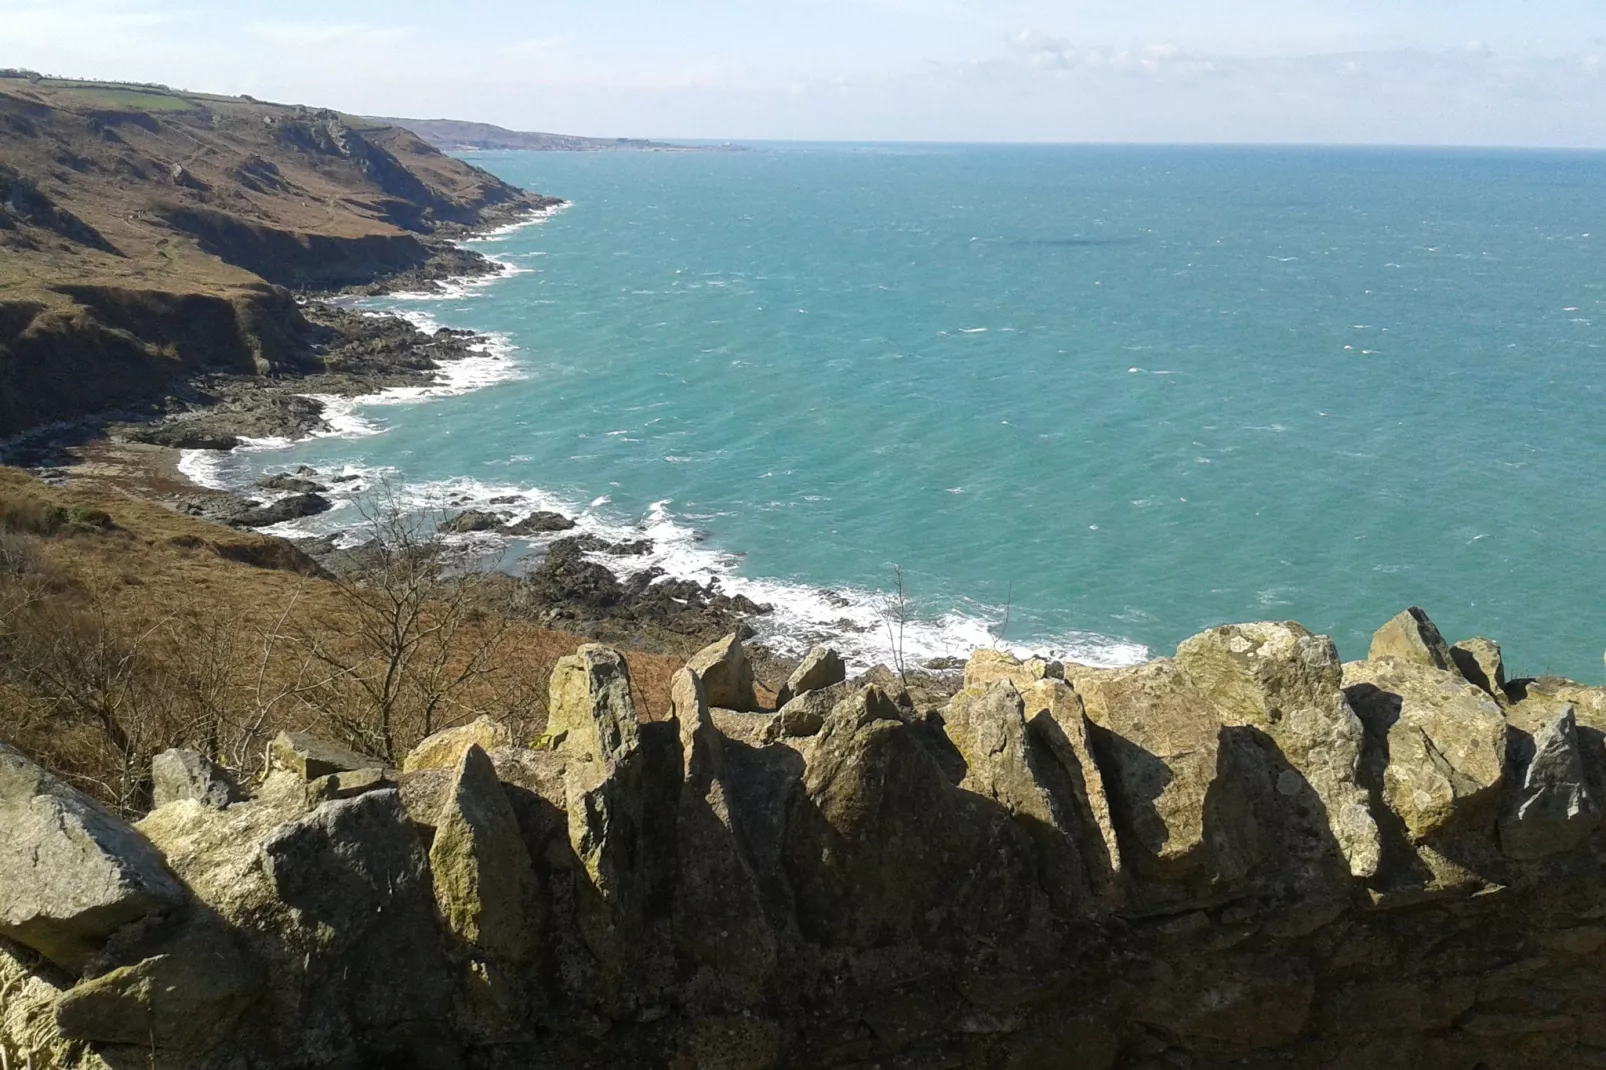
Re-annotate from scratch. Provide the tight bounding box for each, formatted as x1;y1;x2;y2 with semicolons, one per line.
7;72;1605;155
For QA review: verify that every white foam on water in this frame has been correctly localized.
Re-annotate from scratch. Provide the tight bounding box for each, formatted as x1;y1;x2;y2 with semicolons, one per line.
290;321;525;440
176;199;1150;673
259;468;1149;671
176;448;230;489
461;202;570;244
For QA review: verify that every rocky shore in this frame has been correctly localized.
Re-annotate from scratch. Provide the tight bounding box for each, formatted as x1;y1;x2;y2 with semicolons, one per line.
6;606;1606;1069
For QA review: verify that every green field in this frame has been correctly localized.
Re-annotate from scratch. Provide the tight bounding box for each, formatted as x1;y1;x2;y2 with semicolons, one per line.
36;81;199;111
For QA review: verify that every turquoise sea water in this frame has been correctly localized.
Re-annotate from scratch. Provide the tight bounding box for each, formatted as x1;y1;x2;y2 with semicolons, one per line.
186;144;1606;678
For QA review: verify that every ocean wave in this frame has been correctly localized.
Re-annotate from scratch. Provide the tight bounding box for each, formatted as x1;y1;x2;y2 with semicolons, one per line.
460;202;570;244
254;469;1149;670
175;199;1148;673
184;458;1151;672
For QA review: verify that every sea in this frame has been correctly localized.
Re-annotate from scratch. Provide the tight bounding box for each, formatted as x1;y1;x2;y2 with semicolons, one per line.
181;143;1606;679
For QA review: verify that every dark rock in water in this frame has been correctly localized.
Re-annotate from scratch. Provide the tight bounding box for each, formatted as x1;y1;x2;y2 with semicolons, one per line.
488;495;523;505
524;537;625;608
925;656;965;671
255;473;327;494
558;533;653;557
130;424;241;451
502;510;577;535
231;493;331;527
293;533;343;557
293;465;319;476
438;509;503;534
329;473;360;483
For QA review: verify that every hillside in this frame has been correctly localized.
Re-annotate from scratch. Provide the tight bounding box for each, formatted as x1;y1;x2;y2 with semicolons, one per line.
370;115;733;152
0;75;559;438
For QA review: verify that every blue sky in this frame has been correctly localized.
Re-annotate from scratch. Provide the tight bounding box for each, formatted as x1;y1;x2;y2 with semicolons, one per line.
5;0;1606;145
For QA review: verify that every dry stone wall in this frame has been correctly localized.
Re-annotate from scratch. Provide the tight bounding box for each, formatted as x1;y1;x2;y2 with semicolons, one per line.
4;614;1606;1069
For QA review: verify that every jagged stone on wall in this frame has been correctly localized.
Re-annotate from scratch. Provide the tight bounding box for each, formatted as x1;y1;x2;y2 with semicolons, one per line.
686;631;760;712
1175;621;1381;879
428;743;540;962
762;682;846;741
1343;656;1506;842
0;742;186;971
1066;659;1257;884
783;686;1042;950
943;679;1095;915
11;615;1606;1069
774;645;847;709
1452;636;1507;700
152;748;245;810
1369;605;1456;672
963;648;1064;693
1500;704;1601;859
552;643;652;972
268;730;385;780
53;911;264;1054
404;715;515;774
671;668;777;1007
1019;677;1124;900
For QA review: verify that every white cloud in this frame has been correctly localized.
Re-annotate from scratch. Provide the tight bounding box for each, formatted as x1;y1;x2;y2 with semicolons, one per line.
3;0;174;48
1009;31;1216;77
246;22;413;50
1;1;1603;145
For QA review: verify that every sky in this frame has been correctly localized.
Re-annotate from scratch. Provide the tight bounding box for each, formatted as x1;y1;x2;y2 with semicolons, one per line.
5;0;1606;146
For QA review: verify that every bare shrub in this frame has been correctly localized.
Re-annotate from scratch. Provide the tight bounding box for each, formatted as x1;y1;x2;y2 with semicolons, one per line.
881;564;911;687
290;488;524;762
6;584;180;814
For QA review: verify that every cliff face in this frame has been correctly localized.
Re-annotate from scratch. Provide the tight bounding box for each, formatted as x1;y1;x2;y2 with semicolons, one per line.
0;78;557;438
5;608;1606;1069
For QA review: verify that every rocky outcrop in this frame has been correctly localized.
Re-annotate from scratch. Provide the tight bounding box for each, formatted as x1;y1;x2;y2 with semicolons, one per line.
774;645;846;709
1176;622;1380;879
1343;655;1506;842
152;748;244;810
403;715;514;774
0;743;185;970
687;631;760;712
12;609;1606;1069
428;744;539;963
1369;605;1457;670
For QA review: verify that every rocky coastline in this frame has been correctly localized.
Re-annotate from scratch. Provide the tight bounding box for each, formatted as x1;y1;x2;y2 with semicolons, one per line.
6;607;1606;1068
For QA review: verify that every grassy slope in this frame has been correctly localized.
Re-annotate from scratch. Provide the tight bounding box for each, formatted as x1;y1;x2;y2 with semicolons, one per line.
0;465;693;809
0;76;550;436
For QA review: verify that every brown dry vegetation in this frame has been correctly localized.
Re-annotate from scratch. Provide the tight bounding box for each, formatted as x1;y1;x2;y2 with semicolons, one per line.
0;75;552;436
0;468;684;816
